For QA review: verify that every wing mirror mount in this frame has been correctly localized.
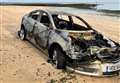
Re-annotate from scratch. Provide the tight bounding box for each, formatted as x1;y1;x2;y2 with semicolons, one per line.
48;24;53;30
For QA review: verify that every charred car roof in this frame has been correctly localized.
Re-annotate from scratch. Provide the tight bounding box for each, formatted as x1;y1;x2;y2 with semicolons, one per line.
34;9;78;16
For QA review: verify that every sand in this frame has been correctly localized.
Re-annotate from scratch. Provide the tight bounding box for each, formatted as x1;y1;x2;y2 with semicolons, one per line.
0;6;120;83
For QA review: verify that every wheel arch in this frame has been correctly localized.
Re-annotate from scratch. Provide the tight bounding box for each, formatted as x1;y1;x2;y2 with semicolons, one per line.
18;24;27;40
48;42;65;58
21;24;25;30
48;42;72;64
20;24;27;33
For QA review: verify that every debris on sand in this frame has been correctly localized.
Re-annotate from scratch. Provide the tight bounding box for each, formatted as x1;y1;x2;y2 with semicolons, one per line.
48;79;57;83
41;63;46;65
36;68;41;76
48;72;51;77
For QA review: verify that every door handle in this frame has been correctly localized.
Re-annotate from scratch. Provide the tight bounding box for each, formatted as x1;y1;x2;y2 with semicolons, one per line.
33;22;37;27
32;22;38;33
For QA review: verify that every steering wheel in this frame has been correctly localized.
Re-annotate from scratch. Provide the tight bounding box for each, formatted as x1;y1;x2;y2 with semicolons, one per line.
58;21;68;29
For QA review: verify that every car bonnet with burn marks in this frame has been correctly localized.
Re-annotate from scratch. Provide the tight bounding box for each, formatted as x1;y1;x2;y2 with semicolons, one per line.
57;29;120;62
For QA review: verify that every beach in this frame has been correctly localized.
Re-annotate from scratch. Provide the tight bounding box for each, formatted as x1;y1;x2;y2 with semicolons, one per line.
0;6;120;83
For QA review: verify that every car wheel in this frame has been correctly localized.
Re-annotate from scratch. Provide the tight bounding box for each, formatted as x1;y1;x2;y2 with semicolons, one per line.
52;47;66;69
18;28;26;40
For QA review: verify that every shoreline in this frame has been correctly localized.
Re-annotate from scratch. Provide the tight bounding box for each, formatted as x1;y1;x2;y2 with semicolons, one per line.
0;3;120;17
0;2;97;8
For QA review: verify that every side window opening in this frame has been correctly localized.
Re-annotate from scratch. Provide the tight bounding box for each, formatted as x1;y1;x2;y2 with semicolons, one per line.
40;12;51;27
29;11;40;20
31;15;38;20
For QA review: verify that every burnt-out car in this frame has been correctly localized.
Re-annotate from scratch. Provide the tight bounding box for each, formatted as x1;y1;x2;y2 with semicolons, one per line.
18;9;120;76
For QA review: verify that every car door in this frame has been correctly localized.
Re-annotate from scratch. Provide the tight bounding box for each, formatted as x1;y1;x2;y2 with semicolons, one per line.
33;11;52;49
25;10;40;39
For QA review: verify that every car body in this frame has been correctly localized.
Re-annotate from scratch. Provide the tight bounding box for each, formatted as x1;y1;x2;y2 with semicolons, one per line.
18;9;120;76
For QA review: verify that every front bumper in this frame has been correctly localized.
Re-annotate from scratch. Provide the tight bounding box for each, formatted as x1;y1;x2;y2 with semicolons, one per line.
67;60;120;76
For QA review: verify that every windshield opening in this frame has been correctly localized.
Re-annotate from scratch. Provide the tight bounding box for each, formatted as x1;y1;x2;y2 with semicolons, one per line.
52;14;91;31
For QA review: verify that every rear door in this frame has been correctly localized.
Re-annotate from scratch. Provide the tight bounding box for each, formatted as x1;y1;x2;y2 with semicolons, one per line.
33;11;52;49
25;10;40;39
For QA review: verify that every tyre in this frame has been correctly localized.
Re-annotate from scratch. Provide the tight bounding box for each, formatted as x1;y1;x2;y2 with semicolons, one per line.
18;28;26;40
52;47;66;69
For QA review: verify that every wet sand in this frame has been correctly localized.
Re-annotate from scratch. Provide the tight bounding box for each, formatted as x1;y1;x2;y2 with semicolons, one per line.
0;6;120;83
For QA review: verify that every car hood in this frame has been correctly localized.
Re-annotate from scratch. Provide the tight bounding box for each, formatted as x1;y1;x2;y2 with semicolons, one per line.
56;29;95;41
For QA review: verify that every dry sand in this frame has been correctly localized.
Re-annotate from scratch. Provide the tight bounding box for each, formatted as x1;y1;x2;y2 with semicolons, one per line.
0;6;120;83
